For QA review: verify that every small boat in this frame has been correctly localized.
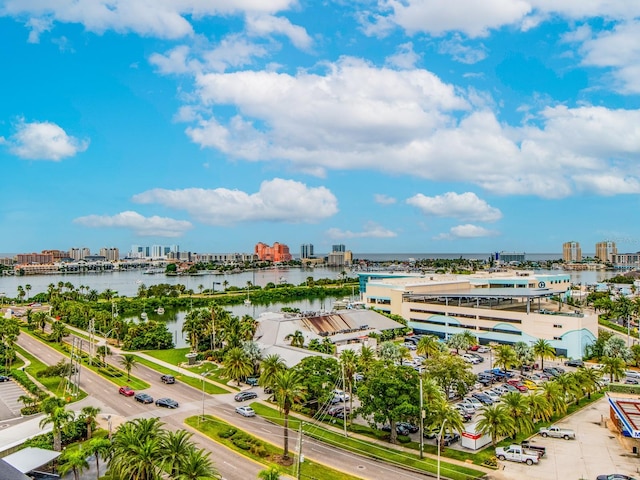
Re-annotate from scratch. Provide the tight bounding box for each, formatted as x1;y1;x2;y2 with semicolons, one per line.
140;311;148;320
156;307;165;314
244;298;251;306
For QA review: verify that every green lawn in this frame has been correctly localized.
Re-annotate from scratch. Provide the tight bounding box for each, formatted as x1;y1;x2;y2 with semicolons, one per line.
250;403;486;480
185;415;362;480
132;355;230;394
143;347;192;365
20;328;150;391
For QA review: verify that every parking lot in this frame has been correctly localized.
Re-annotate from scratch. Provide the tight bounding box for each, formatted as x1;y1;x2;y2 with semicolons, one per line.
0;380;26;420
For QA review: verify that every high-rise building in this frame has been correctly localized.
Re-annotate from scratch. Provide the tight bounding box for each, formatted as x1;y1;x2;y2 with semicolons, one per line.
300;243;314;259
69;247;90;260
332;244;346;253
595;241;617;263
562;241;582;262
255;242;292;262
151;245;165;259
99;247;120;261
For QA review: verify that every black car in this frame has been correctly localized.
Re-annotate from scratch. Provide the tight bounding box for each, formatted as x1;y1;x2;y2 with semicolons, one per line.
0;375;10;382
234;391;258;402
160;375;176;384
471;393;494;405
441;432;460;446
382;424;410;436
155;397;179;408
397;422;419;434
477;376;493;387
135;392;154;404
564;359;584;368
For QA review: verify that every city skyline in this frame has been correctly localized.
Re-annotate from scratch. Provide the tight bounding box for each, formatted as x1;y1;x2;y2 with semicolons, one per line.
2;3;640;253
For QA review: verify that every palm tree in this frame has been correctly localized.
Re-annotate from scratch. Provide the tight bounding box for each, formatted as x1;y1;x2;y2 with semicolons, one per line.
58;448;89;480
174;448;220;480
88;437;112;479
25;284;31;301
416;335;442;359
119;353;138;381
340;349;358;419
80;406;101;440
258;465;281;480
222;347;253;386
540;381;567;415
109;418;163;479
525;392;553;423
358;345;375;375
475;404;514;446
513;341;535;373
272;368;306;460
260;354;286;391
427;398;464;453
378;341;400;363
532;339;556;371
39;405;75;451
183;310;204;353
554;372;583;404
493;344;517;373
398;345;412;366
50;321;68;343
162;430;195;477
96;345;112;366
575;367;602;399
501;392;534;438
600;355;626;383
285;330;305;348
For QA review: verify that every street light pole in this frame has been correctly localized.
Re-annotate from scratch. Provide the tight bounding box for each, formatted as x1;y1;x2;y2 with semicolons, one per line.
437;418;448;480
201;371;210;420
419;376;424;459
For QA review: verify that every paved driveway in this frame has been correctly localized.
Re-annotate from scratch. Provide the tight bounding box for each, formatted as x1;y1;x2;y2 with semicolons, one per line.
488;396;640;480
0;380;26;420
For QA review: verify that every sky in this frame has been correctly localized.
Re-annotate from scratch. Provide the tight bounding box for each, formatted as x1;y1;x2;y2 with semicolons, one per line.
1;1;640;256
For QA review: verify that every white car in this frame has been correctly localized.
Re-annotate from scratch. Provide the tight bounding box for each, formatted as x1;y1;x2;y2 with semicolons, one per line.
477;346;490;353
403;342;417;351
492;385;509;395
235;406;256;417
484;390;501;402
625;370;640;379
456;403;476;414
462;397;483;409
331;389;350;402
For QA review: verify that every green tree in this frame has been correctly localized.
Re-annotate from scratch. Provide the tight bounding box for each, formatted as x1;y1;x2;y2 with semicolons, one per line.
50;321;68;343
493;344;518;372
109;418;163;479
79;405;101;440
293;356;339;413
183;310;204;353
501;392;534;437
222;347;253;386
525;392;553;423
532;339;556;371
422;354;475;398
272;369;306;460
260;354;287;391
378;341;400;364
603;335;632;361
601;355;626;383
96;345;112;365
174;448;220;480
88;437;112;480
426;398;464;453
258;465;281;480
475;404;514;446
513;341;535;373
340;349;359;420
39;404;75;451
554;372;583;404
539;381;567;415
358;345;375;376
162;430;196;478
357;363;420;444
574;367;602;399
284;330;305;348
58;448;89;480
119;353;138;381
447;331;475;353
416;335;442;359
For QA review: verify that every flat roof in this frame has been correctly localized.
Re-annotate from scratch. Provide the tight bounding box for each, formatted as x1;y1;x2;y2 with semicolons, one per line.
3;447;60;473
403;287;567;300
608;397;640;438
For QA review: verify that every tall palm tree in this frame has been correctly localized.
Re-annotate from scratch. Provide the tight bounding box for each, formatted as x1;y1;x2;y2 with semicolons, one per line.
493;345;517;373
50;321;68;343
427;398;464;453
416;335;442;359
340;349;358;420
525;392;553;423
119;353;138;381
39;405;75;451
475;404;515;446
183;310;204;353
540;381;567;415
162;430;195;478
501;392;534;438
575;367;602;399
109;418;164;479
80;406;101;440
259;354;286;391
272;369;306;460
285;330;305;348
222;347;253;386
513;341;535;373
88;437;112;479
174;448;220;480
58;448;89;480
601;355;626;382
358;345;375;375
25;284;31;300
554;372;583;404
532;339;556;371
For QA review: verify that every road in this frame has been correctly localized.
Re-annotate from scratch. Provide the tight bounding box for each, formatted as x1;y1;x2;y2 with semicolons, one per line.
17;332;436;480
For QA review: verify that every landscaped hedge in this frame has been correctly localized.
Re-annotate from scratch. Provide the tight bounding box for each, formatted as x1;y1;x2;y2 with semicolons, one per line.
10;369;45;398
609;383;640;394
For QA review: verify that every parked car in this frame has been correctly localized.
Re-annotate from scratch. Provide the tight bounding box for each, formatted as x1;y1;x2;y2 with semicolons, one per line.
495;445;539;465
520;440;546;457
491;385;508;395
234;391;258;402
484;390;501;402
538;425;575;439
327;405;350;417
235;406;256;417
596;475;637;480
503;383;520;393
331;389;350;402
477;346;491;353
155;398;179;409
382;424;410;436
564;359;584;367
477;376;493;387
625;370;640;379
245;377;259;386
403;342;417;350
160;375;175;384
455;403;476;414
471;393;494;405
119;386;135;397
462;397;483;409
397;422;419;433
0;375;10;382
134;392;153;404
625;378;639;385
441;432;460;446
469;345;480;351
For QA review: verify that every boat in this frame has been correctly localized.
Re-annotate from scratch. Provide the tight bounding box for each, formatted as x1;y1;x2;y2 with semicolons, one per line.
140;311;148;320
156;307;165;314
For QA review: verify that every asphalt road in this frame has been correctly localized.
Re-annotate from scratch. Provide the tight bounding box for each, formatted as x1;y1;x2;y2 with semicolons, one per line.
17;332;436;480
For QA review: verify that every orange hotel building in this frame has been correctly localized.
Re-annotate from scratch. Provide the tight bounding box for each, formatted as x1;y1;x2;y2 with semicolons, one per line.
254;242;292;262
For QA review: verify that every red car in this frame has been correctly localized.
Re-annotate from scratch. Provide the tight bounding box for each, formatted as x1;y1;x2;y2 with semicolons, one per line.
506;379;528;392
119;386;135;396
469;345;480;351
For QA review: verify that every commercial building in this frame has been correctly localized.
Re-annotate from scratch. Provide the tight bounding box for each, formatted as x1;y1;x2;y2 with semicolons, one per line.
494;251;526;264
563;241;582;262
16;252;54;264
255;242;292;262
300;243;314;259
69;247;91;260
607;394;640;453
611;252;640;270
360;271;597;359
332;244;346;253
99;247;120;261
595;241;617;263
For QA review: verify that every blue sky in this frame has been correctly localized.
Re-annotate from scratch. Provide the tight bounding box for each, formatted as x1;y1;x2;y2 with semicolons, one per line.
1;1;640;256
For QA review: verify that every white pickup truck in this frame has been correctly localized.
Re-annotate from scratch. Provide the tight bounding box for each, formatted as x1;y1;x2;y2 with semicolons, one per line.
538;425;575;440
495;445;540;465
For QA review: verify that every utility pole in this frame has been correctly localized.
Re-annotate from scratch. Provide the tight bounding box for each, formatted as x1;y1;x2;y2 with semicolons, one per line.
419;376;424;459
341;361;348;437
296;421;304;480
88;317;95;366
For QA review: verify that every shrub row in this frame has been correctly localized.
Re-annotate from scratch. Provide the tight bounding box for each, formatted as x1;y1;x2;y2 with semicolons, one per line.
217;428;268;457
10;369;46;398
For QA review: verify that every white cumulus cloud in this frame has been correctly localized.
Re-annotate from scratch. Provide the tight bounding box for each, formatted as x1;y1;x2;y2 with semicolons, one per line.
407;192;502;222
374;194;397;205
245;14;312;50
435;224;499;240
326;222;397;239
74;211;192;237
132;178;338;225
7;120;88;161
